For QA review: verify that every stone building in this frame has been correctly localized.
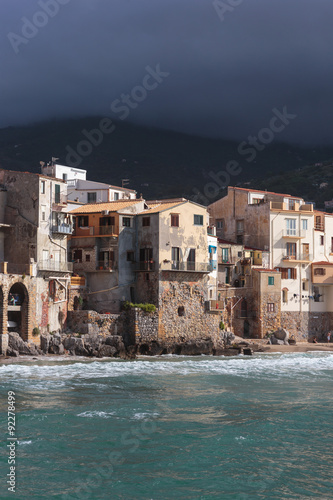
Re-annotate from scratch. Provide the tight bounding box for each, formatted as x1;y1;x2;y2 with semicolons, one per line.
134;199;219;344
69;199;145;312
209;186;333;340
0;168;73;352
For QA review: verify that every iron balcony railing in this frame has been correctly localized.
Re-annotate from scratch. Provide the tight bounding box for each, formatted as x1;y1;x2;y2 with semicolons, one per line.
38;260;73;272
282;253;312;262
136;261;156;271
6;263;31;275
96;261;117;271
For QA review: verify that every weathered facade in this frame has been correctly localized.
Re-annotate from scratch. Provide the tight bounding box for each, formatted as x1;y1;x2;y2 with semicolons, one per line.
0;169;73;350
209;186;333;340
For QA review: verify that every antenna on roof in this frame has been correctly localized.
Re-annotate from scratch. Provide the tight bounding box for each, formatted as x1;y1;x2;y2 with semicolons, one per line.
122;179;129;188
52;157;59;165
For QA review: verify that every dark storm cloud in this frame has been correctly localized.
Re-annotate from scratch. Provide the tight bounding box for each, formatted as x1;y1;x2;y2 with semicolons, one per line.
0;0;333;144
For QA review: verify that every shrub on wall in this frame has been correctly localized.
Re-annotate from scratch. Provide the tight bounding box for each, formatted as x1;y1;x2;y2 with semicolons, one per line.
32;327;40;337
123;301;156;313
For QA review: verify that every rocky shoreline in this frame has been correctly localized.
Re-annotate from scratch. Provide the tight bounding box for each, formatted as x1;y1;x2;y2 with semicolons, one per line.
2;330;333;363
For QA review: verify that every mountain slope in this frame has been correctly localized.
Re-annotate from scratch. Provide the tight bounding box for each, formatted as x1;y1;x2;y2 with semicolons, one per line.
1;117;333;203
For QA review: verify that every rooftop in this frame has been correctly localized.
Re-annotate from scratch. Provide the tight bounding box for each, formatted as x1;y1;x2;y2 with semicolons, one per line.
69;200;140;214
229;186;303;200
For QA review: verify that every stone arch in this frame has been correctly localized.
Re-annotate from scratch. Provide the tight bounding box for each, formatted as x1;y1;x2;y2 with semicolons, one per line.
8;282;29;341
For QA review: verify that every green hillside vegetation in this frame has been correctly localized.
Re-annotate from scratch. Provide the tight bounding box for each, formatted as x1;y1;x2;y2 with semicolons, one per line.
1;117;333;203
249;161;333;209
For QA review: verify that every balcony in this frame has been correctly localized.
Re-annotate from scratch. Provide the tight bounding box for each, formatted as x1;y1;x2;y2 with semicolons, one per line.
52;223;73;234
209;300;224;311
96;261;117;272
282;253;312;263
52;194;67;210
282;230;305;239
315;222;324;231
6;263;31;275
136;261;155;271
270;202;313;212
73;225;116;237
160;261;213;273
38;260;73;273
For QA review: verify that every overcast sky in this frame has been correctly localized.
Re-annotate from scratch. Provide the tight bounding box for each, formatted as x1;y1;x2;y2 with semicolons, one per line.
1;0;332;144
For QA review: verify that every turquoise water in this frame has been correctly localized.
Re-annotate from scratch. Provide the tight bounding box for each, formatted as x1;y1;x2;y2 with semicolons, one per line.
1;353;333;499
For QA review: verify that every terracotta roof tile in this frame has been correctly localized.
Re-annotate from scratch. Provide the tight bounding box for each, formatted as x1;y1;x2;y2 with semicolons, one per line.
69;200;140;214
138;201;187;215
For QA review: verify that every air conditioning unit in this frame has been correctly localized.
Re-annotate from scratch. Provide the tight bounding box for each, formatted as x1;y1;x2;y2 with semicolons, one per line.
102;210;109;215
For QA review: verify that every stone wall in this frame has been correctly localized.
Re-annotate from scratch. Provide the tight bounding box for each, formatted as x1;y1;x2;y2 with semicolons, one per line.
281;311;333;342
158;276;220;343
67;310;123;337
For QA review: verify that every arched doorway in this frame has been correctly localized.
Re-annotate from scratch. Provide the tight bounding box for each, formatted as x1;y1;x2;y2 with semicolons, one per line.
8;283;29;340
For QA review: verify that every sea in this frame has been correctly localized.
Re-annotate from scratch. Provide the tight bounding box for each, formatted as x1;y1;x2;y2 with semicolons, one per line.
0;352;333;500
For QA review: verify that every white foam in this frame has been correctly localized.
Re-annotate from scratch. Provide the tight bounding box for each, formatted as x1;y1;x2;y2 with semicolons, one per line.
1;352;333;384
77;410;115;418
18;440;32;445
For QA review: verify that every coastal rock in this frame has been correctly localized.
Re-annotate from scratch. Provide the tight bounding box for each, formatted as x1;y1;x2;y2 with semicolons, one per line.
63;337;89;356
175;340;214;356
220;331;236;345
105;335;126;357
274;328;289;344
97;345;117;357
270;336;284;345
40;334;51;354
8;332;39;355
6;346;19;357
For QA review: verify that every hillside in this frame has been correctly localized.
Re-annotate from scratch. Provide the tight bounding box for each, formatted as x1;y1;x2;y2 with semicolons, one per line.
1;117;333;203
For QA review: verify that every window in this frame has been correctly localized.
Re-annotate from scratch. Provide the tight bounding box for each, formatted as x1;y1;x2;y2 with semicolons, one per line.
252;198;261;204
314;268;326;276
276;267;297;279
222;248;229;263
142;217;150;227
127;251;134;262
73;249;82;262
236;220;244;234
62;173;68;181
85;254;90;262
172;247;180;269
194;214;203;226
87;192;97;203
302;280;309;291
331;237;333;253
41;205;46;221
302;219;308;231
286;242;296;259
187;249;195;270
286;218;296;236
41;180;45;194
54;184;61;203
268;276;275;285
139;248;153;270
42;249;49;262
320;235;324;245
240;299;247;318
216;219;223;229
267;303;275;312
78;216;89;227
100;216;115;227
282;289;288;303
114;193;119;200
171;214;179;227
122;217;131;227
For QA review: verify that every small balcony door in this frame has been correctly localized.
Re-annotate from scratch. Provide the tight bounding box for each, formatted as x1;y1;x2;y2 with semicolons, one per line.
187;249;195;271
302;243;309;260
286;242;296;259
171;247;180;269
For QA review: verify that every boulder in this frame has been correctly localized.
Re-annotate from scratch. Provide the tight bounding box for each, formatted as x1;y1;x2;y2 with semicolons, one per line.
63;337;89;356
6;347;19;357
220;331;236;345
105;335;126;357
274;328;289;344
40;334;51;354
97;345;117;358
270;336;284;345
175;340;214;356
8;332;39;355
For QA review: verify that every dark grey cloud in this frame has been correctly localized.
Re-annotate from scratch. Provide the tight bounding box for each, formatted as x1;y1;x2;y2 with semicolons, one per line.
1;0;333;144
